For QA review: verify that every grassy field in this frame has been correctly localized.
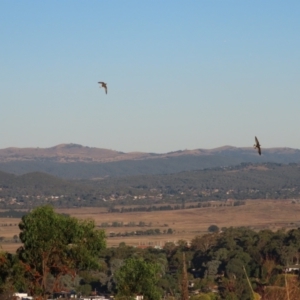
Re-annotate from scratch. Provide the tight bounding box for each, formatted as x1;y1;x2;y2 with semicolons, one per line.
1;199;300;253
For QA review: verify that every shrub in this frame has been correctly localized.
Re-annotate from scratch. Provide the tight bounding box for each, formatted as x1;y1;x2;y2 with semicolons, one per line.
208;225;219;233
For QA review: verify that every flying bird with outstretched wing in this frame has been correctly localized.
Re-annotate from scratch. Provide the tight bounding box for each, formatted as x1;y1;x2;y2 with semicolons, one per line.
254;136;261;155
98;82;107;94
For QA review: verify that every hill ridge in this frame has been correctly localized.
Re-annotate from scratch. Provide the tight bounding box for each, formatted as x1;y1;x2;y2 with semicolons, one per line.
1;144;300;179
1;143;300;163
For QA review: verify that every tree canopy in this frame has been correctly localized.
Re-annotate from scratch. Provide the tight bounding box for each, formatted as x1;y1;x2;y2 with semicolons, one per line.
17;205;106;297
115;257;162;300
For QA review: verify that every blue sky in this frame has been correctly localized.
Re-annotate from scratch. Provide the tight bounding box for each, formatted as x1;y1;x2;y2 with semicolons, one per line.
1;1;300;153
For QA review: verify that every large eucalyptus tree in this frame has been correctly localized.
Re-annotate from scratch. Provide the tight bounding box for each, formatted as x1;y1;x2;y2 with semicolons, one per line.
18;205;106;298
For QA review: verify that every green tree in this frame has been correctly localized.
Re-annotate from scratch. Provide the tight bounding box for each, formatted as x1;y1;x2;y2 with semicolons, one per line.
115;257;162;300
204;260;221;278
208;225;219;233
0;251;26;295
17;205;106;297
191;233;218;253
163;242;177;258
77;283;92;296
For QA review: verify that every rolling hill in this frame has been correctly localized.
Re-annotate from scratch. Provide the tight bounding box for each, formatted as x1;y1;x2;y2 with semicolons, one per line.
0;144;300;179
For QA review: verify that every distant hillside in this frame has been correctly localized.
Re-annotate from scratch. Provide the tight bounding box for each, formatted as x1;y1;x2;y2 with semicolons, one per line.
1;163;300;209
0;170;92;196
85;162;300;211
0;144;300;179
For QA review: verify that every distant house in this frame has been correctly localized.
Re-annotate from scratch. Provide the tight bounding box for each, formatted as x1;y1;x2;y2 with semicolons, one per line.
13;293;33;300
284;265;300;273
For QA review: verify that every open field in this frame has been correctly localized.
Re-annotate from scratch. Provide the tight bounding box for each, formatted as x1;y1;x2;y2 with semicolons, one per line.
1;199;300;252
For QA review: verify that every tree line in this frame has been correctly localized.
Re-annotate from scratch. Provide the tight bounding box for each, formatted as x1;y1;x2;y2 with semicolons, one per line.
109;228;174;237
108;201;246;214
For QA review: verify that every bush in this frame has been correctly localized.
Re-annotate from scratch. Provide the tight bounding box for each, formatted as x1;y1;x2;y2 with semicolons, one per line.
208;225;219;233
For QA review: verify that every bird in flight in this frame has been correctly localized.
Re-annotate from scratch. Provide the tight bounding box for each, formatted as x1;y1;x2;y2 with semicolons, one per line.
254;136;261;155
98;82;107;94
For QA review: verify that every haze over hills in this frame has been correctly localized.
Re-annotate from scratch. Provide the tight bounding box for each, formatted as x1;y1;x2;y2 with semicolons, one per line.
0;143;300;179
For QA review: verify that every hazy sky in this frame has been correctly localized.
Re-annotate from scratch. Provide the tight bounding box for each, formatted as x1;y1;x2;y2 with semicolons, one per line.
1;1;300;153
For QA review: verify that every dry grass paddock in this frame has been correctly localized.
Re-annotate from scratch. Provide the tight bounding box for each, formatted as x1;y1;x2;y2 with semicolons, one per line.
1;199;300;252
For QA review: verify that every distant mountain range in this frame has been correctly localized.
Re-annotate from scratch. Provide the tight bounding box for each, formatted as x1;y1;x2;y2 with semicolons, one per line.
0;143;300;179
